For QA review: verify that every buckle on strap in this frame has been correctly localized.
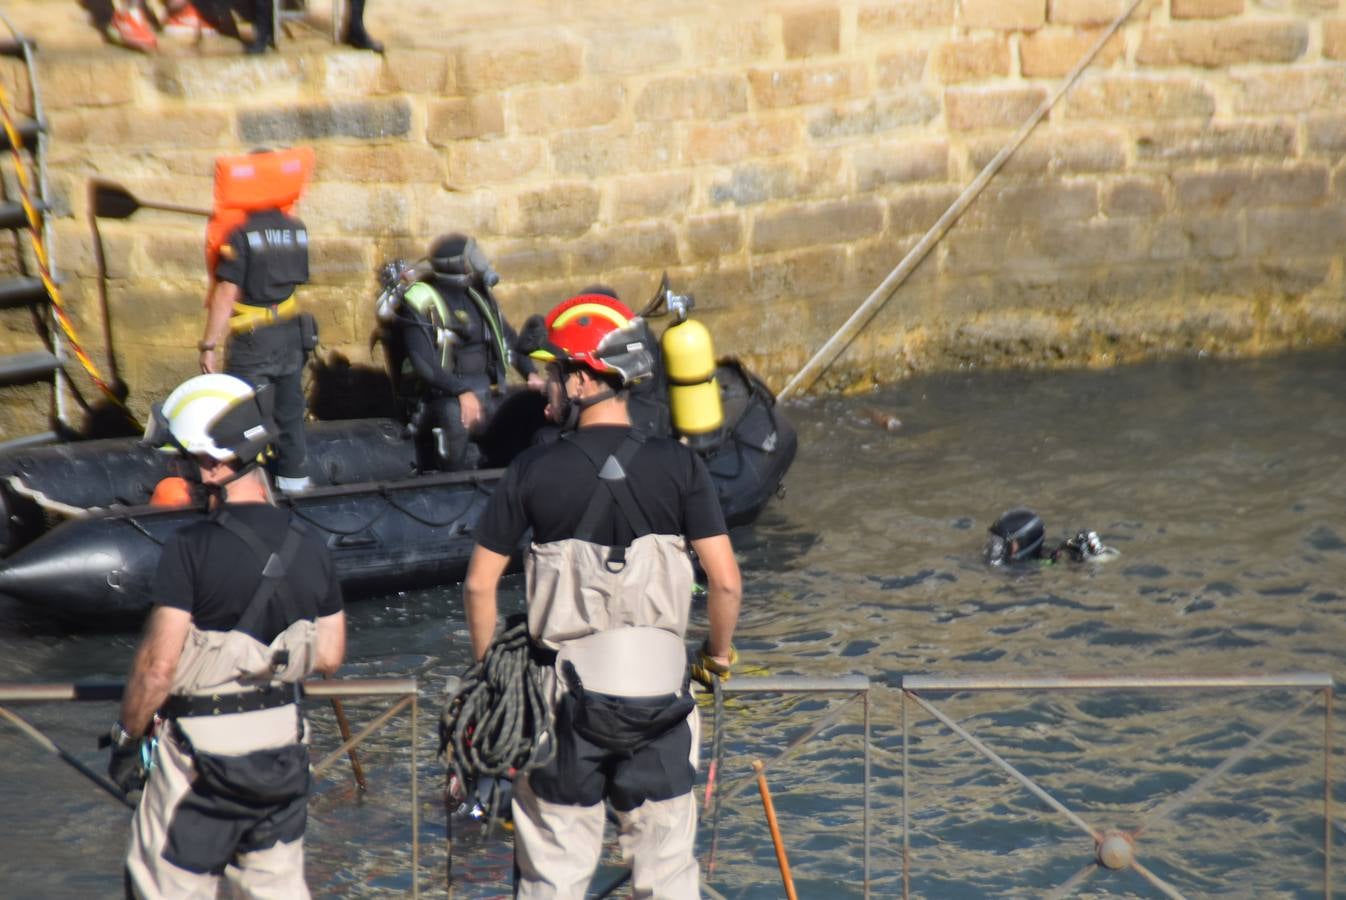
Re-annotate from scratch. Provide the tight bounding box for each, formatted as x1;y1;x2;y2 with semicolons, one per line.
556;628;686;697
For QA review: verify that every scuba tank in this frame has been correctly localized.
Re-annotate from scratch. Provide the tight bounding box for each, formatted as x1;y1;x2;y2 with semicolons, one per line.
659;290;724;452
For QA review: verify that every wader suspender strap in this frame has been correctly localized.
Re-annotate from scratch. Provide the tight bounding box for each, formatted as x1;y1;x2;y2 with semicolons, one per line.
567;433;652;571
211;510;307;641
167;511;307;742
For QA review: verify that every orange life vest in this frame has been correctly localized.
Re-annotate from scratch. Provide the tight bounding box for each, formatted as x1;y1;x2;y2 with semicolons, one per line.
204;146;315;279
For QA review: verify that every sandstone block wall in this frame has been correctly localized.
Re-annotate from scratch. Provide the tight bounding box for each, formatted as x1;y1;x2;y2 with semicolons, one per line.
2;0;1345;436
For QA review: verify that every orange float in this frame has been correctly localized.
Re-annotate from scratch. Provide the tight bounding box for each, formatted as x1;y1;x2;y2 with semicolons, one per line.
204;146;315;280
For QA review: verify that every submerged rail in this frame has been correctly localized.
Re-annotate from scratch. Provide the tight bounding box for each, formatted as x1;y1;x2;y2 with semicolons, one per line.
900;673;1335;899
0;678;422;897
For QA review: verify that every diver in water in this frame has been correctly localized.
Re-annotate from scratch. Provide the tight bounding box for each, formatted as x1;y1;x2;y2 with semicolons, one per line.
984;507;1116;567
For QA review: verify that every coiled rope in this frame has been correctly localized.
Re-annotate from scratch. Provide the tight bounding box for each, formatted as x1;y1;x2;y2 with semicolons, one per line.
440;614;556;800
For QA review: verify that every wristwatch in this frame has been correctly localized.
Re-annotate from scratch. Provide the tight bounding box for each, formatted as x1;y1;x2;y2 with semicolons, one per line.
197;340;217;352
109;720;136;750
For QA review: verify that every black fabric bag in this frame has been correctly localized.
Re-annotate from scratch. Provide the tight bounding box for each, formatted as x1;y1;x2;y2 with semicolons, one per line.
568;689;695;754
164;742;311;874
191;742;311;806
560;660;694;754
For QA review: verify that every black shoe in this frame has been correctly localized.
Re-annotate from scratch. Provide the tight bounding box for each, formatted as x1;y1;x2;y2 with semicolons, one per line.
345;29;383;53
244;37;274;54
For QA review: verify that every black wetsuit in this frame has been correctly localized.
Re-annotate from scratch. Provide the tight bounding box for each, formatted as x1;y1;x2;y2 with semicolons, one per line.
391;277;534;470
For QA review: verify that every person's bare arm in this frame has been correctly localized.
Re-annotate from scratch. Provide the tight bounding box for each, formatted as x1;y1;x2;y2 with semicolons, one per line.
314;610;347;676
118;606;192;736
691;534;741;664
464;544;510;661
200;280;239;373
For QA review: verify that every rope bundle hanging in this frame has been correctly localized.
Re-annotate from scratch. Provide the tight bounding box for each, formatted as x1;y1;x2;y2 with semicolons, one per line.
439;614;556;795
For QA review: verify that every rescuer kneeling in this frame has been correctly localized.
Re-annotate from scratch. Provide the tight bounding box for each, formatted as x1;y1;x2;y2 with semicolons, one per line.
461;293;742;897
106;373;346;898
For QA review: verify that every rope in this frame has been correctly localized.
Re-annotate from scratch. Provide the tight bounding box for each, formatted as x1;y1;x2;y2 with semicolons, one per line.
439;615;556;824
777;0;1145;400
380;484;479;529
0;72;138;427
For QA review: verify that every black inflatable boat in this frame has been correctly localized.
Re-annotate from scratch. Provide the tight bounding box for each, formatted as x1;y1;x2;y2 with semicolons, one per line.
0;361;795;620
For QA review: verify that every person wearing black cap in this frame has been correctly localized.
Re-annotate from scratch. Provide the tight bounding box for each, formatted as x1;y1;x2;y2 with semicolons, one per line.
984;507;1115;567
381;234;542;470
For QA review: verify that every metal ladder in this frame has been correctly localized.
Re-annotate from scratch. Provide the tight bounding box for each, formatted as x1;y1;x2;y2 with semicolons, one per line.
0;28;60;452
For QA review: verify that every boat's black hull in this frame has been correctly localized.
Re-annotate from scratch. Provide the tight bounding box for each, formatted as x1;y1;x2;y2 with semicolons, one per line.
0;418;419;558
0;362;796;621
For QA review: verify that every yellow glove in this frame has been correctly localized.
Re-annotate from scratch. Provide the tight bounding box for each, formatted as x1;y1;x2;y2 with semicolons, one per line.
691;640;738;689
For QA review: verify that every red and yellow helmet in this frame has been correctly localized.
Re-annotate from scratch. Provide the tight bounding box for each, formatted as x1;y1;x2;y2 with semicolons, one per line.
527;294;653;384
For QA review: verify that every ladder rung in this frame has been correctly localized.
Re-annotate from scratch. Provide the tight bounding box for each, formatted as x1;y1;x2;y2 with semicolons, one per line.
0;201;47;231
0;120;42;152
0;429;58;452
0;277;49;309
0;350;58;385
0;39;35;59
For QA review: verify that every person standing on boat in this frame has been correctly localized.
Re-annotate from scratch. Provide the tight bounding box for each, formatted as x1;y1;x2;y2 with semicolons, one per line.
462;293;741;898
198;163;315;494
383;233;543;470
105;373;346;898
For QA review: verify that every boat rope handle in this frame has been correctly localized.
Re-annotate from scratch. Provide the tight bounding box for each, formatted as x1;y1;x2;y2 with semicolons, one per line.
0;77;140;428
286;500;391;536
379;484;479;529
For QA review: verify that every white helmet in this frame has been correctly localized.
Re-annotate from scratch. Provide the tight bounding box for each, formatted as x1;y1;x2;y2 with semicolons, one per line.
145;374;275;462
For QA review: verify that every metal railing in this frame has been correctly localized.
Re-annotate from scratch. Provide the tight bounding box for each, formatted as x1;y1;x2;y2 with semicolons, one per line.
0;677;422;896
717;675;872;898
3;674;874;898
900;673;1335;900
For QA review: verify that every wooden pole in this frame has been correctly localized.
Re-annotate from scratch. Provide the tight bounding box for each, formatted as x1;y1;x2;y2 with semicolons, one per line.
753;758;798;900
322;673;367;791
776;0;1144;400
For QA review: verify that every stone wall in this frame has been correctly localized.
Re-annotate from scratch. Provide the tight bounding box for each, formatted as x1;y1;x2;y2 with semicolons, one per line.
3;0;1345;435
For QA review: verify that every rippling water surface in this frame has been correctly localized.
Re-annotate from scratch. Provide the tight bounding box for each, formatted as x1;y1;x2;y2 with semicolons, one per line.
3;349;1345;898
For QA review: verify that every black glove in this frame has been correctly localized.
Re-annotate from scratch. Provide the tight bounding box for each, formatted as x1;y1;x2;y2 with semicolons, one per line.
108;741;146;797
690;640;738;689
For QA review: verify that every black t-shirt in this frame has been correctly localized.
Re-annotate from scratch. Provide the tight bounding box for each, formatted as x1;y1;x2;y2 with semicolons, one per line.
152;503;343;644
215;209;310;306
473;424;727;555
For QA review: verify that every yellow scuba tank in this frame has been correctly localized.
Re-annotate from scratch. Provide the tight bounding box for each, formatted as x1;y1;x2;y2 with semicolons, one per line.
661;314;724;448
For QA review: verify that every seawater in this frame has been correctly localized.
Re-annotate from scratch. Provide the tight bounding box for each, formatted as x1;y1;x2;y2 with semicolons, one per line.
2;348;1344;898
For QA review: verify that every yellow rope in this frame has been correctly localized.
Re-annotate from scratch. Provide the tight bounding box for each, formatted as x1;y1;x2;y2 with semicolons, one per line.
0;78;139;428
